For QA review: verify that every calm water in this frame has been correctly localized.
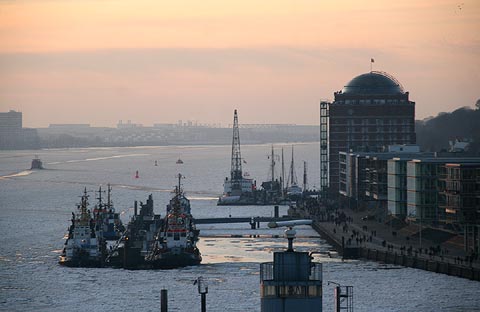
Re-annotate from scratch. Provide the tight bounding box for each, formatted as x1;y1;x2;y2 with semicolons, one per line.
1;143;479;311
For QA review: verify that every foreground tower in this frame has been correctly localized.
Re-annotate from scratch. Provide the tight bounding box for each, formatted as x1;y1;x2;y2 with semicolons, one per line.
261;221;322;312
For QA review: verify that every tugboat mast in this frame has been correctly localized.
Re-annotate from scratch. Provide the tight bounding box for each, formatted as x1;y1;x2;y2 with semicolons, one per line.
230;109;243;193
176;173;184;195
106;184;112;210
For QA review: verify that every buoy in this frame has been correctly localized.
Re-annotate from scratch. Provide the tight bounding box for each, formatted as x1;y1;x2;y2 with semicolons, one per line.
154;161;158;166
135;170;139;178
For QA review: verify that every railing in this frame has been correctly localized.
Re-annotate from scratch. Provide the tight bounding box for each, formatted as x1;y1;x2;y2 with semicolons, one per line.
260;262;322;282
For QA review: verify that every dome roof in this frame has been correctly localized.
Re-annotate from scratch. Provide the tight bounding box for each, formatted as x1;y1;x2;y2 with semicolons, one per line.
340;71;404;95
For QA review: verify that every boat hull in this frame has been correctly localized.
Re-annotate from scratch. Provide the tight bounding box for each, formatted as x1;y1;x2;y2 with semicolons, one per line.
149;252;202;269
59;256;102;268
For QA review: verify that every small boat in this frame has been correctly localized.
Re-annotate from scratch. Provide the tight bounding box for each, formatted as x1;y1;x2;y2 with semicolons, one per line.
176;158;184;164
59;188;104;267
31;156;43;169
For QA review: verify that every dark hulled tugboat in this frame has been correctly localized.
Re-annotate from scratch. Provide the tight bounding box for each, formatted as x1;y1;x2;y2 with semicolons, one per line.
93;185;125;241
105;193;163;269
59;188;105;267
146;174;201;268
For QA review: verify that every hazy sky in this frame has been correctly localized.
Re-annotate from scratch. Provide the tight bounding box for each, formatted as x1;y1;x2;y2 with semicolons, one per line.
0;0;479;127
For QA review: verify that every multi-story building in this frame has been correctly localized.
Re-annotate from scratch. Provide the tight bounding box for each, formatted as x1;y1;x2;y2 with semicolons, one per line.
0;110;39;150
339;145;430;216
406;158;480;224
441;163;480;224
322;71;416;196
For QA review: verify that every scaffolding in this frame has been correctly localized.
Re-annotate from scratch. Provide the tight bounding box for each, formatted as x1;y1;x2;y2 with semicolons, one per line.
320;101;330;200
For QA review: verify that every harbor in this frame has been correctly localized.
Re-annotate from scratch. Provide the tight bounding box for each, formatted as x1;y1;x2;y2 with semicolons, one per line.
2;144;480;311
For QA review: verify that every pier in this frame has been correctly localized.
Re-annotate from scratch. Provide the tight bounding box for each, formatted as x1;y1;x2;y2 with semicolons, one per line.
194;217;301;225
293;206;480;281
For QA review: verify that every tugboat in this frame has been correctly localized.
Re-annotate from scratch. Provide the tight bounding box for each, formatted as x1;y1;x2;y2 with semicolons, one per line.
93;185;125;241
146;174;201;268
59;188;105;267
30;155;43;169
105;194;163;269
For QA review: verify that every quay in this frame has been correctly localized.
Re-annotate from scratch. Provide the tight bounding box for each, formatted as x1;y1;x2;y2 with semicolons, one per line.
295;206;480;281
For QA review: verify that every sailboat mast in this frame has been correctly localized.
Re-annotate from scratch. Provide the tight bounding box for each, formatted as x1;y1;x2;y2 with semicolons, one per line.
290;145;297;186
281;148;285;196
303;161;307;191
230;109;242;191
270;145;275;185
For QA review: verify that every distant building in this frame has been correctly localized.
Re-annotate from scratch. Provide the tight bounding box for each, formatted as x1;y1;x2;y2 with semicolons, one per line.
117;120;143;129
321;71;416;196
0;110;39;150
0;110;22;129
49;124;91;129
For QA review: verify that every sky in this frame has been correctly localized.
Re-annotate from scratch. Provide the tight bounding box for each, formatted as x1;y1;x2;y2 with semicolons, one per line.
0;0;479;127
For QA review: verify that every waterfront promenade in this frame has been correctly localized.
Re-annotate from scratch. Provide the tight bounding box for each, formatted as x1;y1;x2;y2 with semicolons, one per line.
294;205;480;281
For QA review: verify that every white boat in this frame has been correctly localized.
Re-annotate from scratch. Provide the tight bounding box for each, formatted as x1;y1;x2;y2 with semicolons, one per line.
59;188;103;267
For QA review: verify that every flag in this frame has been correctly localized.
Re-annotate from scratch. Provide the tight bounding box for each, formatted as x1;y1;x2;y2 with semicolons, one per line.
371;58;375;63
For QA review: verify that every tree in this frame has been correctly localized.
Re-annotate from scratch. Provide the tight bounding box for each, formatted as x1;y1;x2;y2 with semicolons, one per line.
476;99;480;110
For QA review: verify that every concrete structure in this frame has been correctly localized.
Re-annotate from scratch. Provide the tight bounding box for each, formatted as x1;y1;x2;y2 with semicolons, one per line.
322;71;416;196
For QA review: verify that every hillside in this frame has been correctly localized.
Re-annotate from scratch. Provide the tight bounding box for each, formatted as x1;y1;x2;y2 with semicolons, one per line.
415;106;480;154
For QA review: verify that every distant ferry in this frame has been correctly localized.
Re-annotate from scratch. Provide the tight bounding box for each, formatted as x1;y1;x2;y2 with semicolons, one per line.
31;156;43;169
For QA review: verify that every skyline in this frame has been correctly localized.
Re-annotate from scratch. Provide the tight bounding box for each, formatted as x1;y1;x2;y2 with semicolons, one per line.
0;0;479;127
